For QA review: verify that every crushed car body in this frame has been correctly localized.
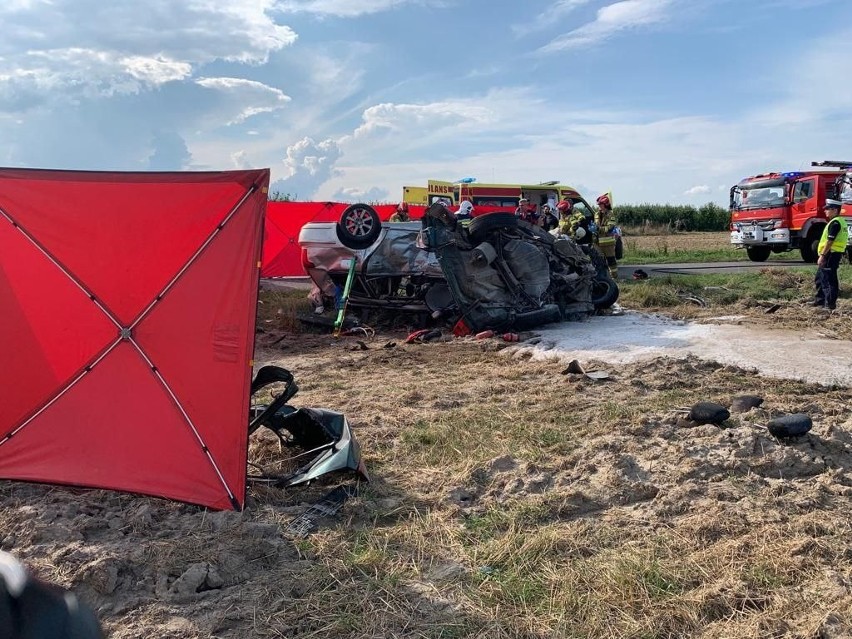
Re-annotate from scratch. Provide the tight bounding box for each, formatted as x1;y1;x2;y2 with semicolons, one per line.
298;202;618;331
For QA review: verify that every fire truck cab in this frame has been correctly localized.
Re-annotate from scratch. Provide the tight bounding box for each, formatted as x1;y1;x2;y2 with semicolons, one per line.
730;163;849;262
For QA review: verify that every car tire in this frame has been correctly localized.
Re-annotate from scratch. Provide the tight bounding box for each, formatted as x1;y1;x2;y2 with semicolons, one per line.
468;212;518;244
591;275;619;310
336;203;381;250
746;245;771;262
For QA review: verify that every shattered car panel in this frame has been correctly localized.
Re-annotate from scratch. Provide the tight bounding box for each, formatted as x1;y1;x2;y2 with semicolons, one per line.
248;366;368;486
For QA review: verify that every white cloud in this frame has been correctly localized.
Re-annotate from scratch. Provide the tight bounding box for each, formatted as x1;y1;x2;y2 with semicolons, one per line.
276;0;444;17
269;137;342;198
332;186;390;203
0;49;193;109
195;77;291;124
147;130;192;170
514;0;594;36
751;28;852;126
539;0;674;52
231;150;253;169
352;100;496;138
684;184;711;195
0;0;296;110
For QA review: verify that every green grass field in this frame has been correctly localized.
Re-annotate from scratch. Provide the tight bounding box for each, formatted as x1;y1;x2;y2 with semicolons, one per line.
621;232;808;264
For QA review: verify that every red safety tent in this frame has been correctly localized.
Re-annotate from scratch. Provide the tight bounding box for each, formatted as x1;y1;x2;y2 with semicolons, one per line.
0;168;269;511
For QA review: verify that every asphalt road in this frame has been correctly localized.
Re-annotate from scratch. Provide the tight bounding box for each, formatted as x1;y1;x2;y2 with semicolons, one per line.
617;259;810;279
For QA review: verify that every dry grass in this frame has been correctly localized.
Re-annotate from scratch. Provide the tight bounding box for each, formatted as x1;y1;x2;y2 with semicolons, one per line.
242;335;852;639
626;232;731;253
2;296;852;638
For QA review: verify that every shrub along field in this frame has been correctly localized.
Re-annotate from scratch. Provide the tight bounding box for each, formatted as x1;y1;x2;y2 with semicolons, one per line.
616;202;729;233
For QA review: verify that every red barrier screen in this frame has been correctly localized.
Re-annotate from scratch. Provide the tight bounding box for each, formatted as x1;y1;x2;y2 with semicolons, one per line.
0;168;269;510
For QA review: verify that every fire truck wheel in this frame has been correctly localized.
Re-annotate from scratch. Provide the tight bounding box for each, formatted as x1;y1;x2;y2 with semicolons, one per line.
800;234;820;263
467;213;518;244
336;203;382;250
746;246;771;262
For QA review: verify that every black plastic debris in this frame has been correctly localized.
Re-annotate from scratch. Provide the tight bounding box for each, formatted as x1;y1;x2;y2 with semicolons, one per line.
689;402;730;425
730;395;764;414
284;485;358;539
767;414;813;439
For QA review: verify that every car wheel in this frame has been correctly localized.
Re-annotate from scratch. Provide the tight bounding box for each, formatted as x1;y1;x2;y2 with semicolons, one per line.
591;275;619;310
468;212;518;244
336;203;381;250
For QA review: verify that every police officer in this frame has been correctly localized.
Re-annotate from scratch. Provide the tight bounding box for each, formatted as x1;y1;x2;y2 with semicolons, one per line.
814;199;848;310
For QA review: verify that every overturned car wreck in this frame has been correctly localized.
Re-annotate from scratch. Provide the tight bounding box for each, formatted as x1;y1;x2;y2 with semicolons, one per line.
421;203;617;332
301;202;618;333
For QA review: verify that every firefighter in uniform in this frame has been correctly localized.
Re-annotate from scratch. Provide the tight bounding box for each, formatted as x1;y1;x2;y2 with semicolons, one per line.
456;200;475;227
595;193;620;279
813;199;848;310
556;200;575;236
389;202;410;222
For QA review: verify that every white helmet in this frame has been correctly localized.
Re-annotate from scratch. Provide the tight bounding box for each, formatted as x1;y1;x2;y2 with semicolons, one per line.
459;201;474;215
574;227;586;240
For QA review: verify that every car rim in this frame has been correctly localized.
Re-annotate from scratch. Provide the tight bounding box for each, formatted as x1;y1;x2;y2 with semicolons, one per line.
344;208;374;237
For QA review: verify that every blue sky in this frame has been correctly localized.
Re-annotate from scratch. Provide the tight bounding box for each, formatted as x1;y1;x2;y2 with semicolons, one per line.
1;0;850;205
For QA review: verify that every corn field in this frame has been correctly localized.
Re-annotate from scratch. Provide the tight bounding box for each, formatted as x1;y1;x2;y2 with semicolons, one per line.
615;202;729;233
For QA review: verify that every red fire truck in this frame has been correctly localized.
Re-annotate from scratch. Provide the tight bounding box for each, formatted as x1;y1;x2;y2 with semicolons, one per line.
729;161;850;262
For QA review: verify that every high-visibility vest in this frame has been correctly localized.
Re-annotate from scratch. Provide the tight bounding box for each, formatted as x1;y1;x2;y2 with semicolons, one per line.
818;217;849;254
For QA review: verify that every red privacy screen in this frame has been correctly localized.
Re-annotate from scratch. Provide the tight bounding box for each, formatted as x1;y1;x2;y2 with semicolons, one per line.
0;168;269;510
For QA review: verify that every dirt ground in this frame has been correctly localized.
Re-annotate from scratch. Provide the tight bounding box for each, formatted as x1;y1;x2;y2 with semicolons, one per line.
3;301;852;638
626;232;732;252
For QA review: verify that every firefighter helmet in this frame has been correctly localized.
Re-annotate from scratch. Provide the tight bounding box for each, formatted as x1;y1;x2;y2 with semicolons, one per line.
596;193;612;209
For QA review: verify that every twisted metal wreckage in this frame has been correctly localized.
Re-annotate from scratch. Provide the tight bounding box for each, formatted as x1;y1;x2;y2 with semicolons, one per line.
304;201;620;332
